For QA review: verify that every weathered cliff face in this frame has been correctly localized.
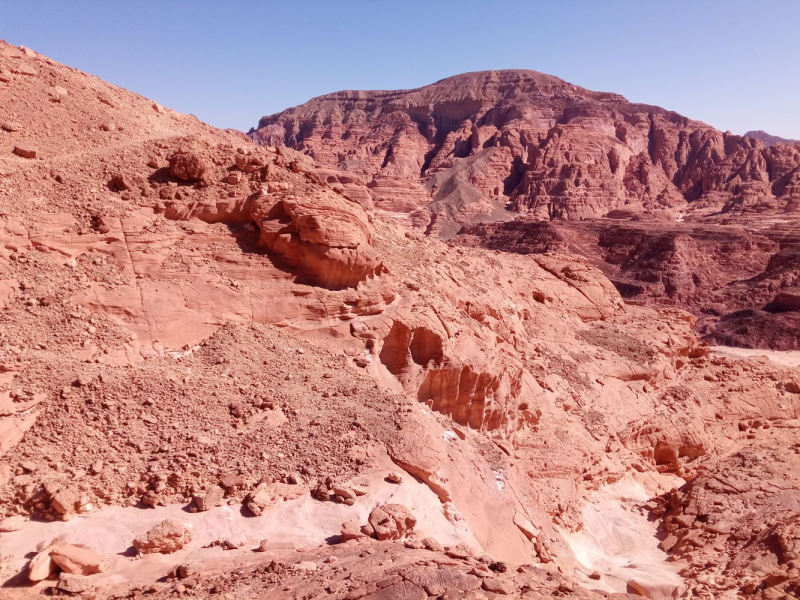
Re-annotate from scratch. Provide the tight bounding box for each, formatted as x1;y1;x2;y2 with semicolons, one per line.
251;70;800;235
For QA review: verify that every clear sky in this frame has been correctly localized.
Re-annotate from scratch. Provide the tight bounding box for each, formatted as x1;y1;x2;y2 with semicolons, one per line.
4;1;800;138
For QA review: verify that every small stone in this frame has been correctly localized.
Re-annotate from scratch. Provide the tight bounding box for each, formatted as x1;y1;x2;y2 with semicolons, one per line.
175;564;195;579
219;473;244;491
470;565;494;578
285;472;304;485
445;545;472;560
256;539;269;552
50;486;81;516
1;121;21;132
111;174;131;191
386;472;403;484
11;63;37;76
13;145;37;159
98;93;115;107
341;521;366;541
141;491;158;506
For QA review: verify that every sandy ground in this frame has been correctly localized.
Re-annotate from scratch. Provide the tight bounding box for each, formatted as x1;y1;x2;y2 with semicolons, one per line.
711;346;800;369
561;475;684;599
0;470;474;592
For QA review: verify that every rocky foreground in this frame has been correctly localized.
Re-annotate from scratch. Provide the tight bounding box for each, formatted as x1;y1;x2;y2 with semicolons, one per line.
1;42;799;599
251;70;800;350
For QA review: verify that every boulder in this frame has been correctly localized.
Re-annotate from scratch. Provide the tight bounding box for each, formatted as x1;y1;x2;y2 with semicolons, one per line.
50;544;103;575
28;550;57;582
50;486;82;516
58;573;89;594
340;521;367;541
194;485;225;511
133;519;192;554
168;150;206;181
367;504;416;541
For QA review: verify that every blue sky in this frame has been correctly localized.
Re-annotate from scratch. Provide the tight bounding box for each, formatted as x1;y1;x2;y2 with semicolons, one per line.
4;1;800;138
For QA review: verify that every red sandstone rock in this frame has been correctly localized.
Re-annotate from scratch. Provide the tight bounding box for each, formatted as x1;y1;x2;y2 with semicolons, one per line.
368;504;417;540
49;544;103;575
168;149;206;181
13;144;37;159
133;520;192;554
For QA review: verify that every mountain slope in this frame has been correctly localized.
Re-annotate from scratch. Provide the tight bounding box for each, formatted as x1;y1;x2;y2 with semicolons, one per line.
251;69;800;236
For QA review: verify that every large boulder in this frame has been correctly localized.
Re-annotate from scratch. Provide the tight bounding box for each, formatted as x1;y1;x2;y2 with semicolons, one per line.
49;544;103;575
168;150;206;181
133;519;192;554
367;504;416;541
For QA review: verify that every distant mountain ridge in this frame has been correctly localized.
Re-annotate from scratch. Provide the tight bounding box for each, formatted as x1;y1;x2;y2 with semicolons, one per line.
744;129;800;147
251;69;800;237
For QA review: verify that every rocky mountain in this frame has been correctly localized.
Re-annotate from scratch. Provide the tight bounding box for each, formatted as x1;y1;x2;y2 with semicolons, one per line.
251;70;800;235
745;129;800;147
1;42;800;600
252;70;800;350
